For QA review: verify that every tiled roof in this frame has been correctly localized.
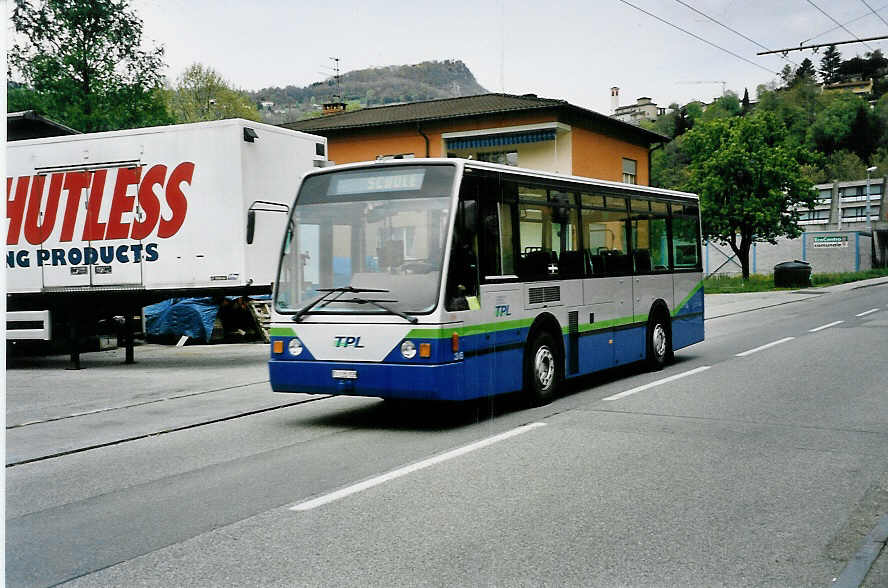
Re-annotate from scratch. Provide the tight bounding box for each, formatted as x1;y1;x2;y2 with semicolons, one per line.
280;93;667;142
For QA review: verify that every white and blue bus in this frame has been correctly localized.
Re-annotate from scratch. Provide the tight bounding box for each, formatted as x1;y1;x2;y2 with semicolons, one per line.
268;159;703;404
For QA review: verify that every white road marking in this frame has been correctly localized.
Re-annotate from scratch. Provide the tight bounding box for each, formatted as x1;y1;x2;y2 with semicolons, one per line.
735;337;795;357
602;366;711;401
290;422;547;512
809;320;844;332
856;308;879;317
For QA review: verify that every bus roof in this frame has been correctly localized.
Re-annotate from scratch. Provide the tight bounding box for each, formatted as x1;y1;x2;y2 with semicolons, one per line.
306;158;699;203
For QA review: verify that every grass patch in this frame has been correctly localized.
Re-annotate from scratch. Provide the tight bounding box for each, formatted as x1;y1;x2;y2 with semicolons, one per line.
704;268;888;293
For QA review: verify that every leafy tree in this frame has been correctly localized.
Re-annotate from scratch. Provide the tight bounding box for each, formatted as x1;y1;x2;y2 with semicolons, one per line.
650;135;691;189
8;0;171;131
682;113;816;279
822;150;867;182
808;92;878;161
166;63;260;123
702;92;741;121
819;45;842;84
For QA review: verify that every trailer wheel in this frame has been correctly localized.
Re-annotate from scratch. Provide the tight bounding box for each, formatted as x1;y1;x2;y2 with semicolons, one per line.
525;331;560;406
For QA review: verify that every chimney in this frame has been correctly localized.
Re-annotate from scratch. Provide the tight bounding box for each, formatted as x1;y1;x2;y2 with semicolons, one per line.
611;87;620;114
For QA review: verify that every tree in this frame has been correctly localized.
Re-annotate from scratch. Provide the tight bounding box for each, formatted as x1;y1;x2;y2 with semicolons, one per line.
682;113;816;279
819;45;842;84
741;88;751;115
701;91;741;121
808;93;878;161
166;63;260;123
8;0;171;131
793;58;817;86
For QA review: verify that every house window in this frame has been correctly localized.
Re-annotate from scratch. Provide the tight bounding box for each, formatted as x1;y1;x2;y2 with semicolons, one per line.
376;153;415;160
477;150;518;166
622;158;637;184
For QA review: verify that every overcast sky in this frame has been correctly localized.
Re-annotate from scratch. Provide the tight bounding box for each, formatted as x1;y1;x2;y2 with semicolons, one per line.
132;0;888;115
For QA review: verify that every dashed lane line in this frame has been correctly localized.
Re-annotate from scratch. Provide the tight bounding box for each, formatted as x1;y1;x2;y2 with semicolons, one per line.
290;422;547;512
809;320;844;332
735;337;795;358
602;366;712;402
856;308;880;317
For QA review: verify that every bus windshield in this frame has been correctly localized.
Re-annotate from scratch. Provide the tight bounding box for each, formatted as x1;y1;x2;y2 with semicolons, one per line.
274;165;456;317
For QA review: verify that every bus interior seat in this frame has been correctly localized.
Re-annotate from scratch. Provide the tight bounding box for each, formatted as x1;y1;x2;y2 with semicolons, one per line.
558;250;587;278
601;250;632;275
633;249;652;273
587;251;604;276
519;250;556;279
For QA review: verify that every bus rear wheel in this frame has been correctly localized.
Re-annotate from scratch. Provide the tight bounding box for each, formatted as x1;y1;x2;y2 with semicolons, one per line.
646;313;670;371
525;331;560;406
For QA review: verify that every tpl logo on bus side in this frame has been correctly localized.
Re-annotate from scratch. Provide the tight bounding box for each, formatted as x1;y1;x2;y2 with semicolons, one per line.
334;336;365;348
495;305;511;317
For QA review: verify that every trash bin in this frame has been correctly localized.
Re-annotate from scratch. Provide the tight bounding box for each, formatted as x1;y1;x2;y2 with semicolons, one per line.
774;260;812;288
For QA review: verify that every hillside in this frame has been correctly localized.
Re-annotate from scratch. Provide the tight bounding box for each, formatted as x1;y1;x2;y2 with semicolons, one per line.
248;60;487;124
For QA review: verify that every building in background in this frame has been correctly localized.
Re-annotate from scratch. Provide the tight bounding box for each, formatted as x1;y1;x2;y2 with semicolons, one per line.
612;97;666;124
281;93;667;186
706;178;887;276
7;110;80;141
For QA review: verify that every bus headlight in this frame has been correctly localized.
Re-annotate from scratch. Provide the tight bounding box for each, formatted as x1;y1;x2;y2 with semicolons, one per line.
400;340;417;359
288;338;304;357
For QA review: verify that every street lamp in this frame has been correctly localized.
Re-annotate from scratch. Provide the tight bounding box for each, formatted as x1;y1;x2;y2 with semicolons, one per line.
866;166;877;233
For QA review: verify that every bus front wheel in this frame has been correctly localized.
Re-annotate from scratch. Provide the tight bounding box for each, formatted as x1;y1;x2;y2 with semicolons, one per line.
525;331;560;406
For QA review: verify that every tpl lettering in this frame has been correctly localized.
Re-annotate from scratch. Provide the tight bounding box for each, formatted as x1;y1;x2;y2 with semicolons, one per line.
334;336;365;348
495;304;511;317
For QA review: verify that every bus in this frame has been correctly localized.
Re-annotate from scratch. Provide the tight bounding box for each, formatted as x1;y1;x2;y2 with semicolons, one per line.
268;159;703;405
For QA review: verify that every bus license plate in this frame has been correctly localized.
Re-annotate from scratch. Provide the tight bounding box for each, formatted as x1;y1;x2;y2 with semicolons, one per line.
332;369;358;380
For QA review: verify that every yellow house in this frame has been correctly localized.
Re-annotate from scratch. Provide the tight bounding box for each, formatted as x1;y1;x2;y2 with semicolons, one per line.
282;93;667;186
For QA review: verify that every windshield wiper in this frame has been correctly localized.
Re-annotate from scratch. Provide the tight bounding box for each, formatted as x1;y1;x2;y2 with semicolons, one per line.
329;297;418;324
292;285;389;322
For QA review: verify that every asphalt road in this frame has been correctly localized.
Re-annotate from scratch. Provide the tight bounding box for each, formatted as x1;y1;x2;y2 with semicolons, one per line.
5;282;888;587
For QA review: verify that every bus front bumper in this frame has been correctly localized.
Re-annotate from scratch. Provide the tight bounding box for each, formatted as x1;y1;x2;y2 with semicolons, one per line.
269;359;465;401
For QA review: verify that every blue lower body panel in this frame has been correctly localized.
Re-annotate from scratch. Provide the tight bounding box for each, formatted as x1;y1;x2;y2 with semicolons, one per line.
270;359;466;401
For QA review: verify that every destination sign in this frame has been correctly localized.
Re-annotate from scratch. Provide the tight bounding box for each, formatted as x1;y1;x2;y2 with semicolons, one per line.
329;170;426;195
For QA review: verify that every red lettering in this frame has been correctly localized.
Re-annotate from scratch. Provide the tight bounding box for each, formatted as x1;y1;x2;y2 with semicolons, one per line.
105;167;142;240
131;164;166;240
60;172;91;242
7;176;30;245
24;173;64;245
83;169;108;241
158;162;194;238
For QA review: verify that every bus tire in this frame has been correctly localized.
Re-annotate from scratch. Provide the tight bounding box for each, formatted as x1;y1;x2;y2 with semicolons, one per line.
646;311;670;371
525;331;560;406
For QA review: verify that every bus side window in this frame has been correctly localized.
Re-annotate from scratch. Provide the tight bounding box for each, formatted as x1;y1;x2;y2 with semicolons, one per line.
446;198;480;311
671;204;702;269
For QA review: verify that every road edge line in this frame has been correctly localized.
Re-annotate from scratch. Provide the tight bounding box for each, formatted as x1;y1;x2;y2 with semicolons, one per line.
832;513;888;588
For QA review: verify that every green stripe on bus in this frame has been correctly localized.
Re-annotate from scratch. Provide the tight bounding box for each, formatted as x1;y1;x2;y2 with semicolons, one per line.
269;327;297;336
671;280;703;317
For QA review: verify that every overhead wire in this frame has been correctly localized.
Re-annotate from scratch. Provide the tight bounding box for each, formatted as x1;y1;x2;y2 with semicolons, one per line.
806;0;875;51
615;0;779;75
673;0;799;67
860;0;888;30
802;3;888;44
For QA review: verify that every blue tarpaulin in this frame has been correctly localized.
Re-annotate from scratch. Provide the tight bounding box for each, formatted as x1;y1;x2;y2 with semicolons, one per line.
144;298;220;342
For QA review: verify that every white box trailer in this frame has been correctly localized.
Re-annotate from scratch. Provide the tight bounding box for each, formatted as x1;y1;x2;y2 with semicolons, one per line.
6;119;327;361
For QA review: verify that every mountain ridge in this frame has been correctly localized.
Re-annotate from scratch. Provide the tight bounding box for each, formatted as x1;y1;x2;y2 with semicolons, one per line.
247;59;487;124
